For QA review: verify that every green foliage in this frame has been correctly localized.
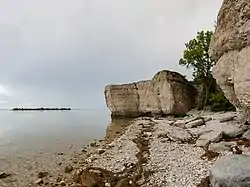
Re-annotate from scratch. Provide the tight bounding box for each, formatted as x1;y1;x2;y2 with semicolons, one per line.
208;92;236;112
179;31;215;109
179;30;235;112
179;31;214;82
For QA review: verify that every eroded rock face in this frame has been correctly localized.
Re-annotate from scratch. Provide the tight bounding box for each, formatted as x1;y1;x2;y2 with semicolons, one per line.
210;0;250;120
105;70;197;118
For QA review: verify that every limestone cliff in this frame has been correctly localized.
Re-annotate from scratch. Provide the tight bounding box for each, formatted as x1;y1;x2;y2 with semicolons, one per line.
105;70;197;118
210;0;250;119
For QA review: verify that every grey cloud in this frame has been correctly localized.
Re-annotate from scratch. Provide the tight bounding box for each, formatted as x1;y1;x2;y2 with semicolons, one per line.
0;0;223;108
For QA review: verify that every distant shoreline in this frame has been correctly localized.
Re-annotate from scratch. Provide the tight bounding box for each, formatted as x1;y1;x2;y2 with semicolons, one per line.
11;108;71;111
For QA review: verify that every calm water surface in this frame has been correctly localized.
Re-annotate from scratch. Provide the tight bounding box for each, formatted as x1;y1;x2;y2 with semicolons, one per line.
0;109;116;156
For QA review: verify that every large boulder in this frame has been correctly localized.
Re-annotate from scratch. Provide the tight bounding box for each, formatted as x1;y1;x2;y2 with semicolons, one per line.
210;0;250;120
210;155;250;187
105;70;197;118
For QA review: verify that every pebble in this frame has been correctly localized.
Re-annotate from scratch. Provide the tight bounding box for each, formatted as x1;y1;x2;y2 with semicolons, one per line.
90;142;97;147
0;172;11;179
64;165;74;173
37;171;48;178
59;180;66;186
97;148;105;154
34;178;44;185
105;182;111;187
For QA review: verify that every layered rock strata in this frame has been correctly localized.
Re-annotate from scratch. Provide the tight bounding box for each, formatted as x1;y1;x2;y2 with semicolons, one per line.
105;70;197;118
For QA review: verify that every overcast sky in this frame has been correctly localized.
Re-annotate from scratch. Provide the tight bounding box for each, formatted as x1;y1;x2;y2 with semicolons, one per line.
0;0;223;109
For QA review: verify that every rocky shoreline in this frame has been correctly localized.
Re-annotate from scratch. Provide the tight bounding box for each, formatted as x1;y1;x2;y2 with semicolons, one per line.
1;110;250;187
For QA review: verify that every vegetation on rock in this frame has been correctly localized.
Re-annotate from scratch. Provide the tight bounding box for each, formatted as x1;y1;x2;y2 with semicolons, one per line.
179;30;235;111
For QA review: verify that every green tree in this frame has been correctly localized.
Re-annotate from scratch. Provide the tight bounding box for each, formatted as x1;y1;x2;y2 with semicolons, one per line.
179;31;215;109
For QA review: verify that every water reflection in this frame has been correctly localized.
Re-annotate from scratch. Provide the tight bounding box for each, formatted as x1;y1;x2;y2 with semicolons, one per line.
0;110;110;154
105;118;133;143
0;110;134;157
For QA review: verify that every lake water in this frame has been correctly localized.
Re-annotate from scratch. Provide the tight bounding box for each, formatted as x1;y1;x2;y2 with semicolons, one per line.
0;109;116;156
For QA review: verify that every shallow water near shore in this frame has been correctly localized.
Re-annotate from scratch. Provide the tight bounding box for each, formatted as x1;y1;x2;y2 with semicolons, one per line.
0;109;114;157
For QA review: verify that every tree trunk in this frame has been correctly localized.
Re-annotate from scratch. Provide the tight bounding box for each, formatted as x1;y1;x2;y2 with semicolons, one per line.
198;84;205;110
204;83;209;107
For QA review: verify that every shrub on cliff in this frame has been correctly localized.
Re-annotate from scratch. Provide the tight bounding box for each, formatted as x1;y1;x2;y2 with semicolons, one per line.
208;92;236;112
179;31;214;109
179;30;235;111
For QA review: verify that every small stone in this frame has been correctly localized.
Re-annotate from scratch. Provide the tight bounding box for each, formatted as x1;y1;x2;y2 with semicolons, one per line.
73;160;78;164
231;146;243;154
219;116;236;123
157;133;169;139
0;172;11;179
209;142;237;152
65;165;74;173
185;119;204;128
82;148;87;153
37;171;48;178
55;176;62;182
35;179;44;185
144;132;152;137
173;120;186;128
196;139;210;147
59;181;66;186
243;130;250;140
196;131;223;147
167;126;193;142
106;142;115;148
105;182;111;187
204;117;212;122
97;148;105;154
90;142;97;147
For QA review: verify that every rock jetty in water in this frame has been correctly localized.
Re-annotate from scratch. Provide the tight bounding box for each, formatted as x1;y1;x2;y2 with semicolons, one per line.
12;107;71;111
210;0;250;120
105;70;197;118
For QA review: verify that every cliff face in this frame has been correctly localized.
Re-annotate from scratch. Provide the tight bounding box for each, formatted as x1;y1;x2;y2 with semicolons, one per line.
210;0;250;119
105;70;197;118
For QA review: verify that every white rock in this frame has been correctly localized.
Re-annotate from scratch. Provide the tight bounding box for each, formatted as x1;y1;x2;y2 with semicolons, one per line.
202;120;247;138
210;155;250;187
105;182;111;187
185;119;204;128
243;130;250;140
209;142;237;152
173;120;186;128
196;131;223;147
196;139;210;147
105;70;197;118
166;125;192;142
219;115;236;123
144;132;153;137
34;179;44;185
